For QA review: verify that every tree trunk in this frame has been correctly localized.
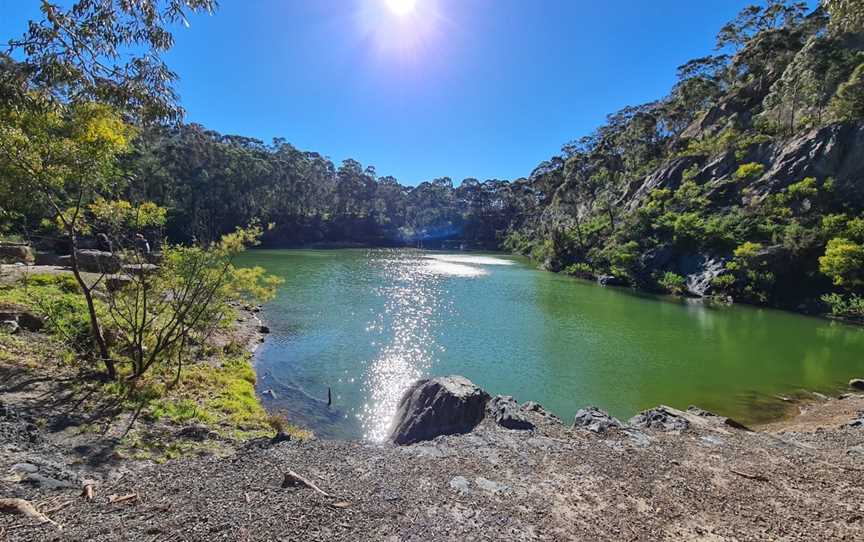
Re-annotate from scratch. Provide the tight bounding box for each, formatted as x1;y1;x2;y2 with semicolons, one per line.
69;231;115;380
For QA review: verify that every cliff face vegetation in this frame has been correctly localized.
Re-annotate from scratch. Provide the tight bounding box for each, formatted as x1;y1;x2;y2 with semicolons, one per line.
507;2;864;318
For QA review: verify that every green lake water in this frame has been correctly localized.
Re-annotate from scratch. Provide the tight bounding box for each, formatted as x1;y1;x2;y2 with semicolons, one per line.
238;248;864;441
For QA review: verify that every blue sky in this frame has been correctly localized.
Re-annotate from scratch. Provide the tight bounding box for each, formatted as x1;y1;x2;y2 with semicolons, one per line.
0;1;795;185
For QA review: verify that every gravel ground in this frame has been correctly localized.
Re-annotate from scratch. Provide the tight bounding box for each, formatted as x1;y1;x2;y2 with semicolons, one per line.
3;394;864;541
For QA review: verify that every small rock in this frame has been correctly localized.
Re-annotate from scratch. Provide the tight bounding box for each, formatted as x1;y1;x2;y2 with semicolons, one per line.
270;431;291;444
629;406;690;431
597;274;629;287
847;445;864;456
23;473;76;490
475;477;510;494
449;476;471;494
9;463;38;474
850;379;864;391
572;406;622;433
520;401;561;422
487;396;534;431
176;424;216;441
0;320;20;334
700;435;724;447
843;411;864;429
259;325;271;334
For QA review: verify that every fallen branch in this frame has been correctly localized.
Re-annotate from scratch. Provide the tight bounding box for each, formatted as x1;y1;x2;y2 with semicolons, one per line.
0;498;61;529
108;493;138;504
43;500;74;515
281;470;331;497
729;469;770;482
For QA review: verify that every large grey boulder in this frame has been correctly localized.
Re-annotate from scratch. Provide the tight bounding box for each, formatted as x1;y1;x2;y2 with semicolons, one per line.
389;376;490;445
65;250;120;273
0;244;34;265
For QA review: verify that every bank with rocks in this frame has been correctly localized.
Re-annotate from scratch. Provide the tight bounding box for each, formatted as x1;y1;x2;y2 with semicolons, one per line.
4;373;864;541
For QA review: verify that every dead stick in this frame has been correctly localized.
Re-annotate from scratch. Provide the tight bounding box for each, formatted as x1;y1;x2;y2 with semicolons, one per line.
282;470;331;497
729;469;769;482
0;498;61;529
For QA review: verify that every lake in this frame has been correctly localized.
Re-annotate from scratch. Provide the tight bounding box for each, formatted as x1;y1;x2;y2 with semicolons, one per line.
238;248;864;441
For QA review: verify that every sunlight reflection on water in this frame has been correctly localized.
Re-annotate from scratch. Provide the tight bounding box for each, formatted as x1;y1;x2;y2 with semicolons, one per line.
425;254;515;266
358;253;453;441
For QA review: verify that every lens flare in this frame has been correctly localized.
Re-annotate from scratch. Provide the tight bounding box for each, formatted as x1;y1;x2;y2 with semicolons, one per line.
385;0;417;16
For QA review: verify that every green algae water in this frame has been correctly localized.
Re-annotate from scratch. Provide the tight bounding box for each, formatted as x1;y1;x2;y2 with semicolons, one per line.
238;248;864;440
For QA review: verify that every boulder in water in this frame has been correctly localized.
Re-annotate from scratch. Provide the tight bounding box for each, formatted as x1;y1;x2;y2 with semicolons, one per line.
389;375;490;445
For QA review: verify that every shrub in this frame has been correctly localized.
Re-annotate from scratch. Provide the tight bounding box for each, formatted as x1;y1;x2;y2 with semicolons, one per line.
564;262;595;279
658;272;687;295
673;212;706;245
786;177;818;200
734;163;765;181
821;293;864;319
819;237;864;287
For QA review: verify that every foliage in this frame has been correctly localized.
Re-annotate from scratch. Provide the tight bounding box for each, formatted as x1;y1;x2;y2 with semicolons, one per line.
829;62;864;121
6;0;217;122
106;224;281;380
735;162;766;181
819;237;864;287
823;0;864;34
821;292;864;319
658;272;687;295
0;274;96;351
564;262;595;279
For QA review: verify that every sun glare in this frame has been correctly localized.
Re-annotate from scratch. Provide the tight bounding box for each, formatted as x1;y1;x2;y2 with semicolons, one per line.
386;0;417;16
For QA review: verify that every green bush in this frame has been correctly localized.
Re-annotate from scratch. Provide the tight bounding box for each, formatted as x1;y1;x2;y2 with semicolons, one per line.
821;293;864;319
734;163;765;182
0;275;96;351
658;271;687;295
819;237;864;287
564;262;595;279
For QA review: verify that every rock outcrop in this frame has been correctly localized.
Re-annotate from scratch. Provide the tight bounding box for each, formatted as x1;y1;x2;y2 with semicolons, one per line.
0;244;34;265
486;396;534;431
629;406;690;432
389;376;490;445
57;250;121;273
0;304;44;333
572;406;623;433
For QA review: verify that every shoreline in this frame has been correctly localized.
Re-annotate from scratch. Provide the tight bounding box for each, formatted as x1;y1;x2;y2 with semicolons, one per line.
5;371;864;540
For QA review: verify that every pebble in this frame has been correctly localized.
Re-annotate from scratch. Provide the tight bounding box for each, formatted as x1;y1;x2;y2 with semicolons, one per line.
449;476;471;494
475;477;510;494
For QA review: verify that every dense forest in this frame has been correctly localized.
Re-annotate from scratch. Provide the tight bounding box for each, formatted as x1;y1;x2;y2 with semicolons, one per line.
122;125;536;248
2;0;864;320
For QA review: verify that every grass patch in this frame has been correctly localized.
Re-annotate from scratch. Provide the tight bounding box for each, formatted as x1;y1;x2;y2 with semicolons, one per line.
0;274;311;463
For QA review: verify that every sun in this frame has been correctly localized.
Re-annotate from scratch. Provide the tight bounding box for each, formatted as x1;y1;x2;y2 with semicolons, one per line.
385;0;417;16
